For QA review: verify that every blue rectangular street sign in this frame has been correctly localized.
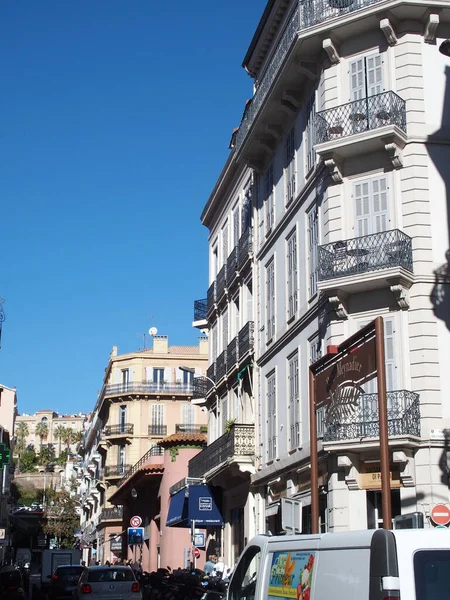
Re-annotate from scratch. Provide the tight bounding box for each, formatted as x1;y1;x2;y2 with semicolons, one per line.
127;527;144;545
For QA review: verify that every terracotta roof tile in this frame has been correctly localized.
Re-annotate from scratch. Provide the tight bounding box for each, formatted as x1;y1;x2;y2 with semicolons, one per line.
158;432;207;447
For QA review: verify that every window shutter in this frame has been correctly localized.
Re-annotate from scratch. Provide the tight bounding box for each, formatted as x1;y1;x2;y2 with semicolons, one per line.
128;369;133;383
164;367;171;383
371;177;388;233
233;206;240;246
350;58;366;100
366;54;383;96
384;319;396;392
145;367;152;382
354;181;371;237
222;222;229;264
114;369;120;384
222;309;228;350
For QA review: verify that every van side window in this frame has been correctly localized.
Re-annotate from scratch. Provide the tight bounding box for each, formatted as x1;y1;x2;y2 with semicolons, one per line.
229;545;261;600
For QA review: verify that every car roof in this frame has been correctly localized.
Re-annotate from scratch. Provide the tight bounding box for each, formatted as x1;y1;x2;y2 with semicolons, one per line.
55;565;84;570
86;565;132;570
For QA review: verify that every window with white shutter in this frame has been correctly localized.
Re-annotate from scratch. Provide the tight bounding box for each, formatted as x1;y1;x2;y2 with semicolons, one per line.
233;204;240;248
222;221;229;265
350;53;384;100
265;163;274;234
182;404;194;427
222;308;228;352
287;230;298;321
288;353;300;450
151;404;164;435
267;372;277;461
307;206;319;297
266;260;275;340
354;176;389;237
309;334;323;364
211;323;218;362
285;128;296;205
358;317;396;394
221;395;228;434
306;94;316;173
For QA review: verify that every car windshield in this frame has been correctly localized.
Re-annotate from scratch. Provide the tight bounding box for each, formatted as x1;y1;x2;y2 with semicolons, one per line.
55;567;84;578
414;550;450;599
88;568;135;583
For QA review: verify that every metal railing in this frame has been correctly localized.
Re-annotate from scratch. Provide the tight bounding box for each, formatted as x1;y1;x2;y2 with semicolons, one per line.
148;424;167;436
207;363;216;385
235;0;391;152
318;229;413;281
315;91;406;144
100;506;123;521
189;424;255;478
207;281;216;315
216;265;227;302
193;376;209;399
104;424;134;436
117;446;164;488
216;350;227;381
238;321;254;358
322;390;420;442
238;228;253;270
175;424;207;434
227;336;239;372
194;298;207;322
104;464;131;478
227;248;238;287
102;382;194;399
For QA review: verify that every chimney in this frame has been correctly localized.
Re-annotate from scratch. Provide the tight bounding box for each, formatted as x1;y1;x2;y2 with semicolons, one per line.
153;335;169;354
199;337;208;355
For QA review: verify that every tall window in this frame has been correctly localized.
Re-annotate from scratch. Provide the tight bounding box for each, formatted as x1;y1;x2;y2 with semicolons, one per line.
232;203;240;247
307;206;319;297
287;230;298;321
310;335;324;437
288;353;300;450
350;54;384;132
153;368;164;387
118;445;126;473
267;372;277;461
211;323;218;362
121;369;129;387
182;370;194;386
119;405;127;432
182;404;194;428
222;308;228;353
242;188;252;232
152;404;164;435
222;221;229;265
305;94;316;173
266;259;275;341
354;176;388;237
285;128;296;204
265;163;274;234
221;395;228;433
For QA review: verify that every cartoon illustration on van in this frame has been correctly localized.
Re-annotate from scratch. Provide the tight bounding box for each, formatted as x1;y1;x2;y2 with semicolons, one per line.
268;551;315;600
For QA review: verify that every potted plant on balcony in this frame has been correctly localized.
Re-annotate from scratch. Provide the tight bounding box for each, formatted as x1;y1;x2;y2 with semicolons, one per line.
225;418;236;435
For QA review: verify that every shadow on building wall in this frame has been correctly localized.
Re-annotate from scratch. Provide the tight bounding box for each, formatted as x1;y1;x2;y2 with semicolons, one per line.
428;65;450;330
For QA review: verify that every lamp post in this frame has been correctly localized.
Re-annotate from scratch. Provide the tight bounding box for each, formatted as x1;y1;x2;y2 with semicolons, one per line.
439;39;450;57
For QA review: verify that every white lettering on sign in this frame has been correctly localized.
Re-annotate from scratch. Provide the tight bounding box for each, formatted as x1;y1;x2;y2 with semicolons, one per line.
199;497;212;511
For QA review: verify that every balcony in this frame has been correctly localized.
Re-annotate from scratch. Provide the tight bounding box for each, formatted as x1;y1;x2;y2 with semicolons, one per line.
175;424;207;434
321;390;420;444
318;229;414;297
102;382;194;400
216;350;227;382
104;465;131;479
193;298;207;325
207;281;216;316
238;228;253;270
193;376;209;400
216;265;227;303
148;425;167;436
206;363;216;385
189;424;255;479
315;91;407;161
227;248;238;288
117;446;164;488
104;424;134;437
227;336;238;373
100;506;123;522
235;0;400;155
238;321;254;360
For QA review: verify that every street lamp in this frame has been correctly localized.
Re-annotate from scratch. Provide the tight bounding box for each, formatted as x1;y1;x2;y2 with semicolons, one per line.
439;39;450;57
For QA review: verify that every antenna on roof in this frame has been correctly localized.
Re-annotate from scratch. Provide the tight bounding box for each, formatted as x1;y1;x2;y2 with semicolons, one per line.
137;332;148;350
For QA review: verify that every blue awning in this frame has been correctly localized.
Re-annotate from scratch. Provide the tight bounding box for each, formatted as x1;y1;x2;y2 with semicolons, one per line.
166;485;223;528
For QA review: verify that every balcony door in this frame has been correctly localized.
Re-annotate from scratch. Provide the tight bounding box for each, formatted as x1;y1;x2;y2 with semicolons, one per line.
350;54;384;131
117;444;126;475
119;405;127;433
152;404;164;436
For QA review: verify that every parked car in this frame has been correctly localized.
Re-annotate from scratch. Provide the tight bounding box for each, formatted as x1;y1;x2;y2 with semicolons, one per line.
48;565;84;600
0;566;27;599
73;565;142;599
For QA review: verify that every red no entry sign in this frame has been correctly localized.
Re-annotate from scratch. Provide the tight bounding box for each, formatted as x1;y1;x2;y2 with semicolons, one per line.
130;515;142;528
431;504;450;526
193;547;200;559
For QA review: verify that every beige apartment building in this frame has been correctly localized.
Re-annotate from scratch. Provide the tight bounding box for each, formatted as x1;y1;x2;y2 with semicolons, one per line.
78;334;209;566
15;410;86;456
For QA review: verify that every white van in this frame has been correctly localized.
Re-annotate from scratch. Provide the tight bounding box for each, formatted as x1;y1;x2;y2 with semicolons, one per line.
228;529;450;600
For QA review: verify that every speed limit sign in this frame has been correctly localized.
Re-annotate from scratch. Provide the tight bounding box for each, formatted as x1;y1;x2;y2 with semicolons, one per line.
130;515;142;528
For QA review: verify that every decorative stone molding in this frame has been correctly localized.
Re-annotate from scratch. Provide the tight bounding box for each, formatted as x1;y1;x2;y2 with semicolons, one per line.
328;293;348;320
393;450;415;487
390;283;410;309
323;38;340;64
279;98;296;116
337;454;360;490
282;90;302;108
380;18;397;46
424;13;440;43
265;124;282;142
324;155;343;183
384;140;404;169
247;157;264;174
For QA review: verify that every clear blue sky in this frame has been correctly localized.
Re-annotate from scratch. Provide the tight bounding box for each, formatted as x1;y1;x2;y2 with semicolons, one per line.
0;0;263;415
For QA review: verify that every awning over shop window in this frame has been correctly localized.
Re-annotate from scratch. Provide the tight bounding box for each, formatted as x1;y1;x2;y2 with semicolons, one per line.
166;485;223;528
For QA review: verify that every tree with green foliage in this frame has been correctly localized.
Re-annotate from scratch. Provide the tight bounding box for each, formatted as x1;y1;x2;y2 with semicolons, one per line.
54;425;66;456
19;447;37;473
55;449;69;466
15;422;29;455
43;489;80;548
35;421;49;450
38;444;55;467
62;427;75;451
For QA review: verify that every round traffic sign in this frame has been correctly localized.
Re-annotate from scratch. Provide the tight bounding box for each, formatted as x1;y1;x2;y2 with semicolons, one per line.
130;515;142;528
431;504;450;526
193;547;201;559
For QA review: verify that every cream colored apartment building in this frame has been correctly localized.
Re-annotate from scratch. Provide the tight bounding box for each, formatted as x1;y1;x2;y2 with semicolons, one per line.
78;334;209;564
15;410;86;456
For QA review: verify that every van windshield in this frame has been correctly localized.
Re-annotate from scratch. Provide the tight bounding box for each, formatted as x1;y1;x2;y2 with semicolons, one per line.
414;550;450;599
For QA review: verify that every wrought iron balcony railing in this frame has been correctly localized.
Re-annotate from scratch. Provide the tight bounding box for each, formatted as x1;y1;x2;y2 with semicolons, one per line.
175;424;207;434
104;464;131;478
321;390;420;442
227;247;238;288
189;424;255;478
318;229;413;282
216;265;227;302
102;382;193;399
315;91;406;145
193;376;209;399
148;424;167;436
227;336;238;372
104;424;134;436
238;321;254;358
207;281;216;315
194;298;207;322
100;506;123;521
238;228;253;270
117;446;163;488
236;0;392;152
216;350;227;381
207;363;216;385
